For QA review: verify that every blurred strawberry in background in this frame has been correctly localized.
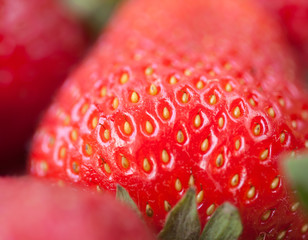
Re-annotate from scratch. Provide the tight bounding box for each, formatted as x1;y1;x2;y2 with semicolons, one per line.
0;177;155;240
258;0;308;70
0;0;89;174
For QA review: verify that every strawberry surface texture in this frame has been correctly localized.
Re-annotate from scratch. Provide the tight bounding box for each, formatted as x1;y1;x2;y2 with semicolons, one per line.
0;0;88;174
0;177;154;240
29;0;308;239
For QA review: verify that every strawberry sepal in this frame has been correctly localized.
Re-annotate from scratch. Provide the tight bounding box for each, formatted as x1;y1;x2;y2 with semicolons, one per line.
158;188;201;240
200;202;243;240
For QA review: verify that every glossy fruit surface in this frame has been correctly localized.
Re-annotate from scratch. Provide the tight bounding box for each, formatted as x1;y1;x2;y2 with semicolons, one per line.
30;0;308;239
0;0;88;174
0;177;154;240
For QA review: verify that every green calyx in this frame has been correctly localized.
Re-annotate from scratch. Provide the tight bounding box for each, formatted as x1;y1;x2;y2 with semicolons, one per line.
62;0;121;38
200;202;243;240
116;185;243;240
116;184;142;218
158;188;201;240
284;153;308;211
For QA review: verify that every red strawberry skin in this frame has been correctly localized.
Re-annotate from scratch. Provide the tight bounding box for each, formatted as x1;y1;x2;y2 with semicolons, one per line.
0;177;155;240
0;0;88;174
30;0;308;239
257;0;308;67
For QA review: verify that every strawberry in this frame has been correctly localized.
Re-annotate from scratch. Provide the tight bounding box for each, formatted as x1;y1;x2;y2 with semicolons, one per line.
0;177;155;240
29;0;308;239
257;0;308;68
0;0;88;174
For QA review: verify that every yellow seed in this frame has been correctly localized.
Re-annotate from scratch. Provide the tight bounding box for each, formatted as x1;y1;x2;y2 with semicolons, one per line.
253;124;261;136
216;154;224;167
247;186;256;199
96;185;103;192
218;117;224;128
224;62;232;70
184;69;192;76
225;83;232;92
271;177;280;190
104;163;111;174
267;107;275;118
104;129;110;140
291;202;300;212
206;204;215;216
59;146;66;159
134;53;142;61
279;98;285;107
196;80;204;89
64;115;70;125
231;174;239;186
301;224;308;233
305;141;308;148
249;98;256;107
201;138;209;152
120;73;129;84
124;121;132;135
100;86;107;97
146;204;153;217
292;120;297;129
121;156;129;169
149;84;158;95
194;114;201;128
49;136;55;147
188;175;195;186
112;97;119;109
261;210;271;221
92;116;98;129
145;67;153;76
233;106;241;118
197;190;204;203
257;233;266;240
177;130;185;143
277;231;286;240
169;75;177;84
72;161;80;174
163;107;170;119
131;91;139;103
40;161;48;174
85;143;93;156
81;103;89;115
302;110;308;120
71;129;78;141
209;95;217;105
280;132;286;143
143;158;151;172
145;121;154;134
235;139;241;150
161;150;170;163
175;178;182;191
260;149;269;161
209;70;216;77
181;92;189;103
57;180;65;187
164;200;171;212
196;62;203;68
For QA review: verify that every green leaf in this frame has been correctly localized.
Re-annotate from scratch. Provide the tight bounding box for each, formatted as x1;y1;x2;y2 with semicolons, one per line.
284;154;308;211
62;0;121;38
199;202;242;240
116;184;142;217
158;188;201;240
